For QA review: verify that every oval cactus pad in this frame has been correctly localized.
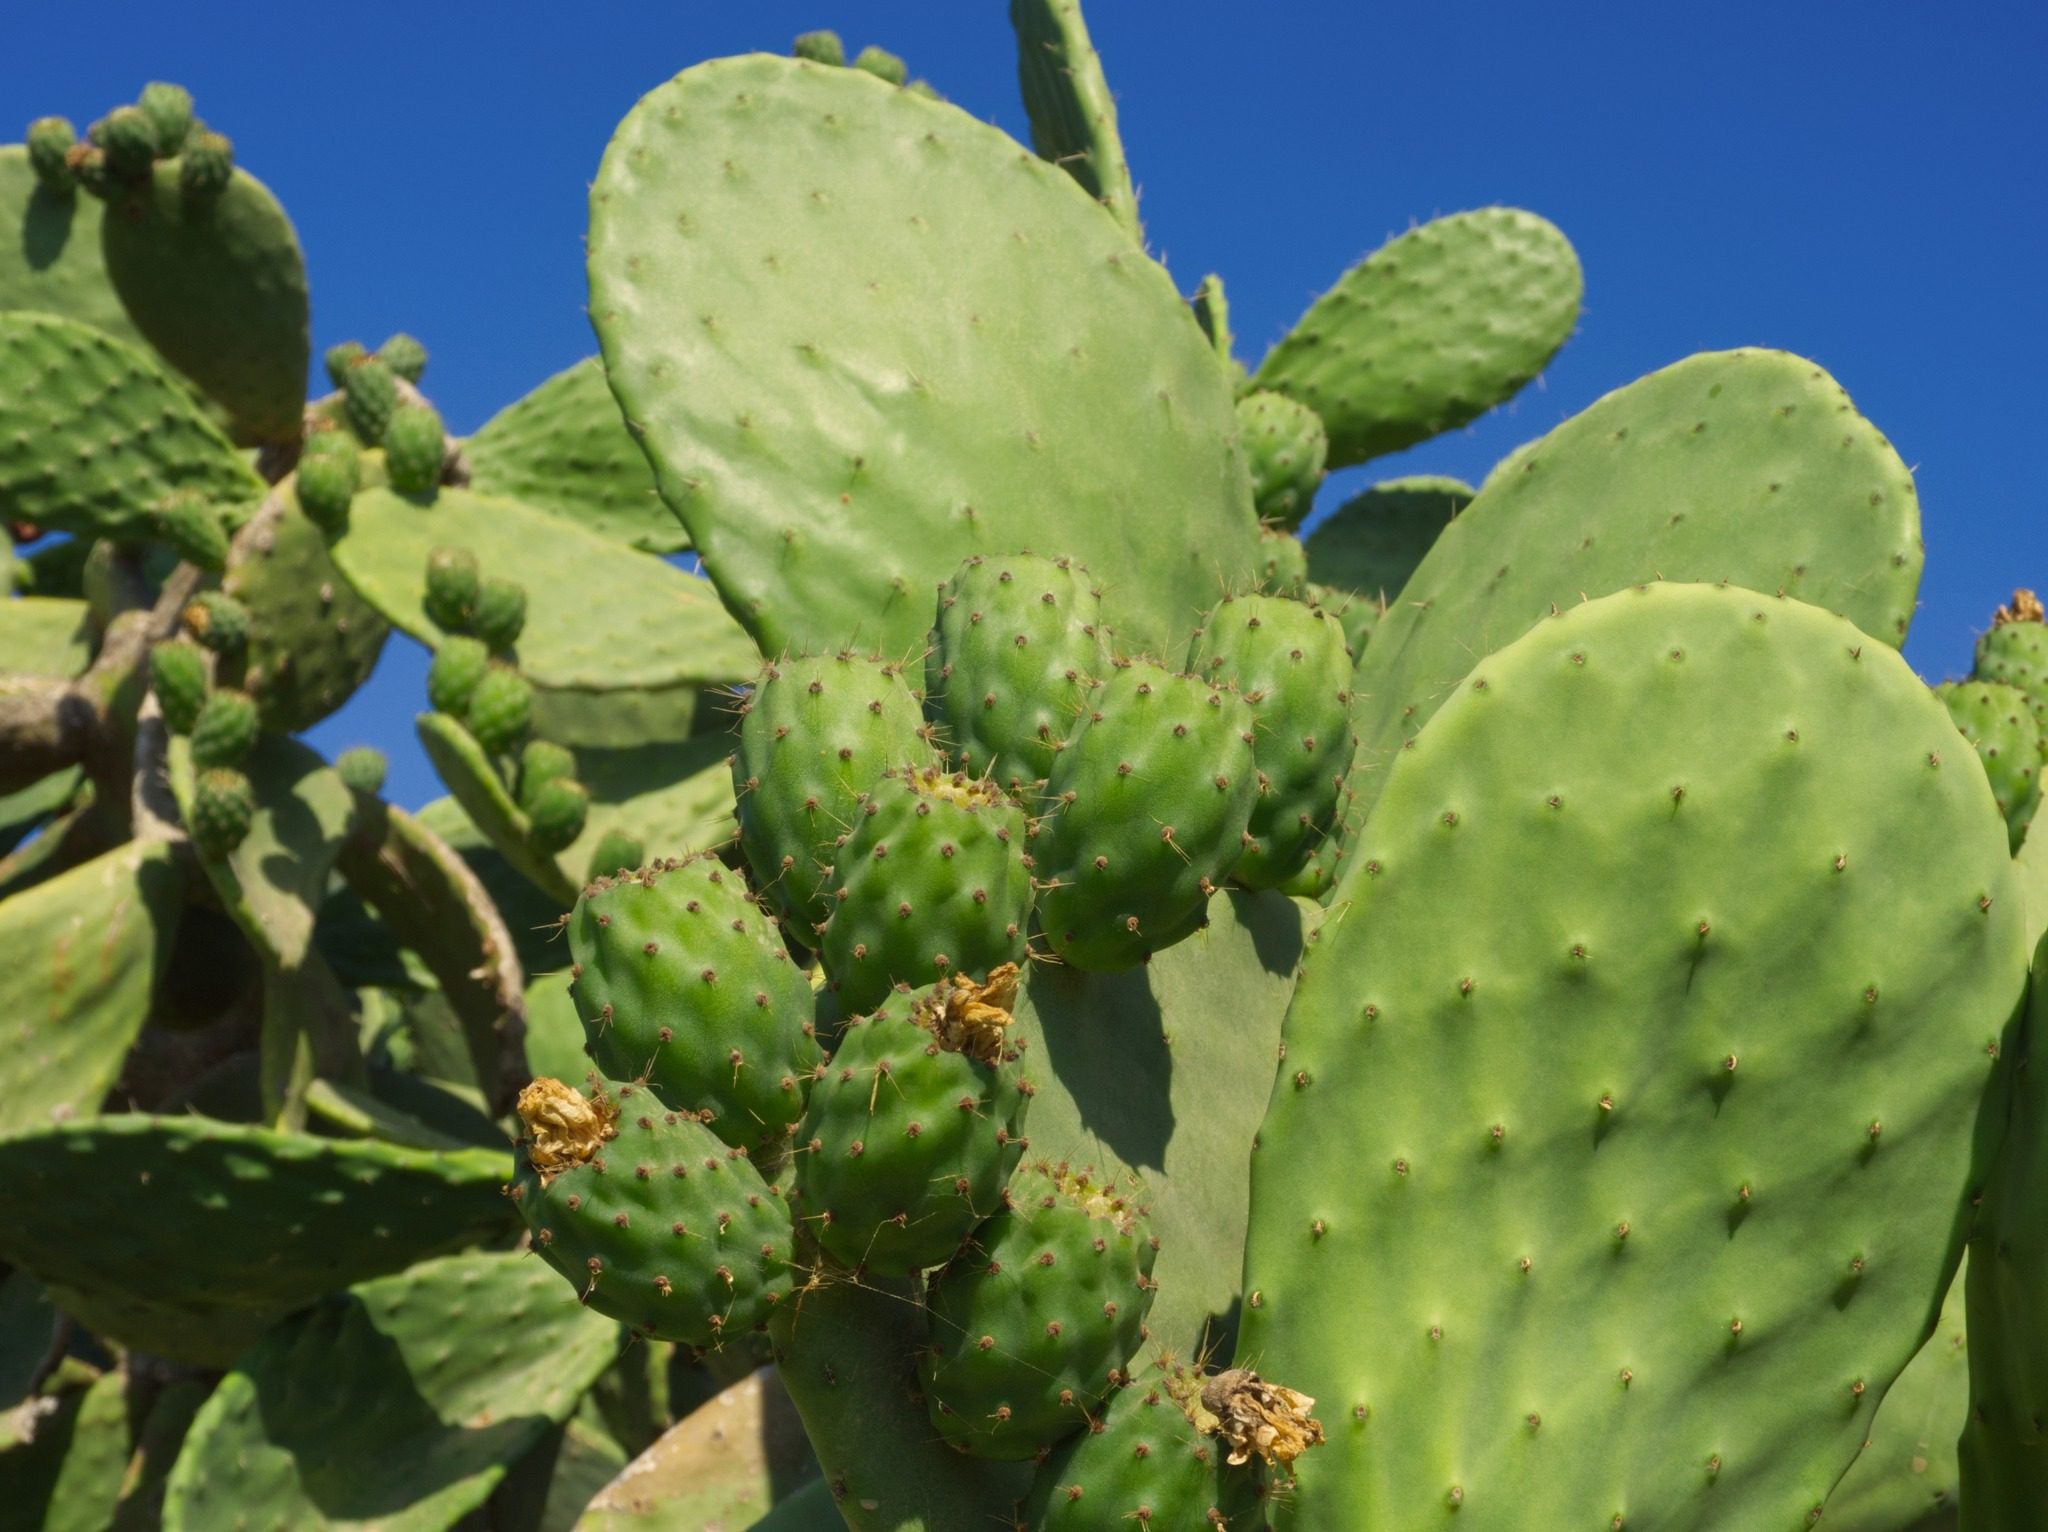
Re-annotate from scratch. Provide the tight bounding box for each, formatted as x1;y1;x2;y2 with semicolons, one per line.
1240;582;2024;1529
588;54;1257;661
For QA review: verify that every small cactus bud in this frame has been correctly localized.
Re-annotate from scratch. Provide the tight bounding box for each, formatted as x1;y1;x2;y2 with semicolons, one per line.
527;776;591;854
342;354;398;444
182;591;250;654
177;130;233;201
154;493;229;573
423;546;481;634
66;144;112;199
793;30;845;66
190;689;261;770
190;767;256;859
92;106;159;179
472;577;527;655
335;746;388;796
295;440;360;534
323;341;368;390
382;403;445;497
426;635;491;717
26;117;77;193
136;82;195;154
376;332;428;384
466;663;535;757
149;641;208;735
585;828;645;881
518;739;578;811
853;46;908;86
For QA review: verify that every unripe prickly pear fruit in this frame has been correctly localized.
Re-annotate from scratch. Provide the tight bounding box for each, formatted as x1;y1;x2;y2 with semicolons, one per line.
585;829;645;882
342;354;398;444
324;341;368;389
1256;526;1308;597
423;547;480;634
91;106;159;179
568;855;824;1157
376;332;428;384
182;591;249;654
527;776;590;855
190;688;260;770
65;145;111;200
465;663;533;756
294;438;360;534
792;966;1033;1274
150;641;208;735
335;745;387;796
136;82;194;154
177;131;233;201
511;1077;799;1348
920;1161;1159;1460
26;117;76;192
1935;679;2042;851
154;493;229;573
472;577;527;655
190;766;255;859
1236;390;1328;530
518;739;578;810
793;30;845;65
853;45;908;85
426;635;490;717
382;402;445;496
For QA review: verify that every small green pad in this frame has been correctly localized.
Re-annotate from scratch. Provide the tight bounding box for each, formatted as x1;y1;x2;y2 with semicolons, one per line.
0;1114;516;1366
1253;208;1582;468
465;356;684;553
161;1252;620;1531
0;311;262;538
1239;582;2024;1529
0;597;92;679
1301;475;1474;647
588;54;1257;661
331;486;756;690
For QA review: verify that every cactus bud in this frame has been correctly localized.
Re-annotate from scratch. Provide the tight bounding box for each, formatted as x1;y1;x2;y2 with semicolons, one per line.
335;746;388;797
136;82;194;155
423;547;480;634
472;577;527;655
26;117;77;193
584;828;645;882
526;776;590;854
190;689;261;770
66;144;112;200
426;635;491;717
342;354;397;444
92;105;159;179
150;641;208;735
376;332;428;384
324;341;368;390
793;30;845;66
154;493;229;573
295;438;360;534
182;591;250;655
517;740;577;810
853;46;908;86
190;767;256;859
382;403;445;496
465;664;534;757
177;130;233;202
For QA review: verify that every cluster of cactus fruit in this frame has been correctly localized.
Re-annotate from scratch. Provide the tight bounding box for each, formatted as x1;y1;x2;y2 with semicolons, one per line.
2;5;2046;1529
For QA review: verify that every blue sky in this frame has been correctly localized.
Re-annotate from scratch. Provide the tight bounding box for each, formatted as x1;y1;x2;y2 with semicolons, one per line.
8;4;2044;808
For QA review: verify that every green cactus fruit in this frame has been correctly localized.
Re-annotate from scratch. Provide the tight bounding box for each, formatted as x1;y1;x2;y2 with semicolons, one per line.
26;117;76;192
732;649;936;939
1237;391;1329;530
1935;679;2041;851
426;634;491;716
1024;1355;1290;1530
586;828;646;882
335;745;387;796
377;330;428;383
137;82;195;154
1034;662;1259;972
526;776;590;854
92;105;160;179
153;492;230;572
821;766;1035;1018
473;576;528;654
1187;594;1357;890
852;45;908;85
1972;592;2048;728
293;435;359;533
342;353;398;444
176;130;233;201
150;640;208;734
422;545;482;635
567;855;823;1157
1257;527;1308;598
792;968;1033;1274
920;1161;1158;1460
792;30;845;65
926;552;1110;794
181;589;249;654
323;340;367;388
189;688;260;769
518;739;578;809
511;1076;798;1347
189;766;255;858
382;401;445;495
464;662;533;757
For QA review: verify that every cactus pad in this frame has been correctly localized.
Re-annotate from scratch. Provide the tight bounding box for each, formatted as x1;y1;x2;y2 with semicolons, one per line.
1010;0;1143;241
1301;474;1474;645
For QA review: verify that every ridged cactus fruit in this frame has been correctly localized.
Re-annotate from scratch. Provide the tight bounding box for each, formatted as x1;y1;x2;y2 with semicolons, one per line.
792;968;1033;1274
517;739;577;808
1935;680;2041;850
792;29;845;66
526;776;590;853
334;744;386;796
1257;527;1308;598
926;552;1110;794
585;827;645;881
423;545;480;633
189;688;260;769
472;576;528;655
176;130;232;201
731;649;936;939
342;353;398;443
189;766;255;858
93;105;159;179
1237;583;2026;1529
464;663;533;756
150;640;208;734
511;1077;798;1348
154;492;230;571
1024;1356;1310;1530
820;766;1035;1017
426;634;490;716
1972;590;2048;723
1187;593;1356;889
1236;391;1328;530
136;82;194;154
565;857;823;1156
852;45;908;85
293;433;359;533
377;330;428;383
323;340;367;387
382;402;445;496
182;590;249;654
26;116;76;190
919;1161;1158;1460
1034;661;1258;971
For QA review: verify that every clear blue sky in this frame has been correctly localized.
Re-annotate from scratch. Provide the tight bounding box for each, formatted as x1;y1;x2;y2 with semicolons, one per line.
9;4;2044;808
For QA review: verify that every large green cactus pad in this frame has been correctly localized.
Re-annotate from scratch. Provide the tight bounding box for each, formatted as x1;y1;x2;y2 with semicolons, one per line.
162;1252;620;1531
0;838;180;1137
0;146;148;354
588;54;1257;661
332;486;754;690
464;356;684;553
1239;583;2024;1530
1349;349;1924;819
1253;208;1582;467
0;311;261;537
0;1114;516;1366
